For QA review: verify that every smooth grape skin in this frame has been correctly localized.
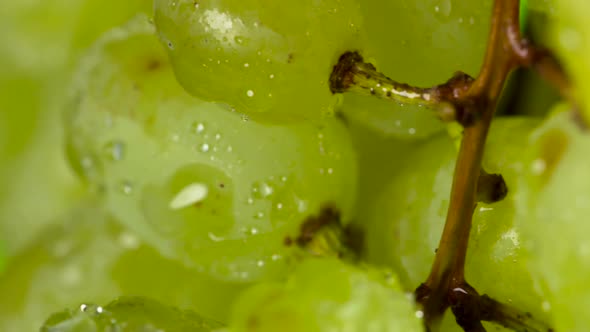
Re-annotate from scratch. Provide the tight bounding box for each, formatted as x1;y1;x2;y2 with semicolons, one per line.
550;0;590;124
229;258;423;332
153;0;365;122
364;117;555;331
0;0;151;257
41;296;222;332
0;201;249;331
338;0;492;139
67;16;357;283
516;111;590;331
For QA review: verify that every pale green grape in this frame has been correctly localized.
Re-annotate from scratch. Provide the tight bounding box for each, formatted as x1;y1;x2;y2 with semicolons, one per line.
153;0;365;122
337;0;493;138
41;297;222;332
67;16;357;283
359;0;491;86
229;258;423;332
551;0;590;123
364;117;554;331
339;94;445;139
0;200;249;331
0;0;150;256
516;111;590;331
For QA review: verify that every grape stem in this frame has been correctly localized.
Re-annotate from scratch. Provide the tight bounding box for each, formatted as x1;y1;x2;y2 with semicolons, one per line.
330;0;573;330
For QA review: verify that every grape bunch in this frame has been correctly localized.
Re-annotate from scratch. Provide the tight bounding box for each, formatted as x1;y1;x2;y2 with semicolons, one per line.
0;0;589;332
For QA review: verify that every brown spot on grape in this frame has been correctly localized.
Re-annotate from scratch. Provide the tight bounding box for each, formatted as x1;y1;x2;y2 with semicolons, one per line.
145;58;162;72
283;236;293;246
539;128;569;182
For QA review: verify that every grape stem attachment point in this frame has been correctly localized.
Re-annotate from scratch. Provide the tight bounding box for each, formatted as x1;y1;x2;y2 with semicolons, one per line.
329;0;574;330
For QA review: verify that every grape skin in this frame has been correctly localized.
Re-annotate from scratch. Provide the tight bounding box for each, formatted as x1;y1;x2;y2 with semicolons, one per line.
0;201;250;331
154;0;365;122
67;16;358;283
517;111;590;331
229;258;423;332
0;0;151;258
551;0;590;124
41;296;222;332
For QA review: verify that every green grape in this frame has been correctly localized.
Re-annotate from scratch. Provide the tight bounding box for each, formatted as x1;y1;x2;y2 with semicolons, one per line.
339;94;445;139
0;0;150;256
67;16;357;283
153;0;365;122
337;0;493;138
359;0;491;85
229;258;423;332
41;297;222;332
0;201;250;331
364;117;554;331
551;0;590;122
515;111;590;331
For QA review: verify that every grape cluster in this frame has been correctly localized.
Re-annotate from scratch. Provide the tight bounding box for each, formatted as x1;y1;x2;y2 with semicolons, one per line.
0;0;589;331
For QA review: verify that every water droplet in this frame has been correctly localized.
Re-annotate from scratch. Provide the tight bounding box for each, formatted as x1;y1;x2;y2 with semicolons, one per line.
226;145;233;152
246;90;254;97
118;232;140;249
215;133;221;140
436;0;452;17
269;74;275;79
256;260;265;267
531;158;547;175
192;122;205;134
408;128;416;135
169;183;209;210
251;181;274;198
255;211;265;219
297;200;308;213
200;143;210;152
243;63;250;68
80;303;106;316
103;141;126;161
208;232;225;242
119;181;134;195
